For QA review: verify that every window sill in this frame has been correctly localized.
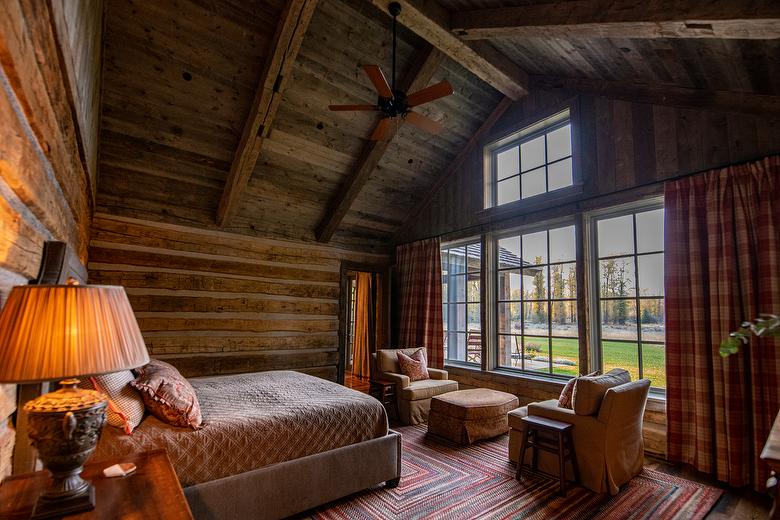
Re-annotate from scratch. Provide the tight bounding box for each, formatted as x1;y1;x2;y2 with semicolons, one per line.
478;184;584;223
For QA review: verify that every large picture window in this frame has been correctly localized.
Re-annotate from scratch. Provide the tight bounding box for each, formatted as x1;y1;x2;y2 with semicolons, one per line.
485;110;573;208
593;206;665;389
496;224;578;376
441;241;481;365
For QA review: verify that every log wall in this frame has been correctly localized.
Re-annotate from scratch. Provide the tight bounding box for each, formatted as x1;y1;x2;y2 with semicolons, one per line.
88;214;388;380
0;1;100;479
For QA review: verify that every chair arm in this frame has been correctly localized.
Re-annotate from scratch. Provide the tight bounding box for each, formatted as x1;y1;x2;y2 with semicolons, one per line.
528;399;604;434
428;368;448;380
381;372;410;390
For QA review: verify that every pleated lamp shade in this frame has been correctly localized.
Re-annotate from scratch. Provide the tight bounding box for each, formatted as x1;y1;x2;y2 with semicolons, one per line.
0;284;149;383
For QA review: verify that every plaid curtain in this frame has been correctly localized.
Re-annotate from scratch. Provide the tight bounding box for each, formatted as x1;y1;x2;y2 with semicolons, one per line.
665;155;780;490
396;238;444;369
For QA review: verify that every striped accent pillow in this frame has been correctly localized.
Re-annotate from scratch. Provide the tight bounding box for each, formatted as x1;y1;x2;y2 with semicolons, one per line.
79;370;145;434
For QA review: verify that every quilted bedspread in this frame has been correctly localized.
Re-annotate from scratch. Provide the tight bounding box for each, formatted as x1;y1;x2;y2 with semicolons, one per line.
93;370;388;487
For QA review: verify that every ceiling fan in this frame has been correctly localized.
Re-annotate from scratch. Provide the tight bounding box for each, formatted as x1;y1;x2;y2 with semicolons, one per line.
328;2;454;141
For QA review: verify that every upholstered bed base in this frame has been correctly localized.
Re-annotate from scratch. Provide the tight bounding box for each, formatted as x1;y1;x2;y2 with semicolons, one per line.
184;430;402;520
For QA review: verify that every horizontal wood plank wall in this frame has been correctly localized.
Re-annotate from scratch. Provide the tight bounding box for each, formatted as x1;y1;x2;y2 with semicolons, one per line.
404;91;780;459
88;214;388;380
0;0;98;479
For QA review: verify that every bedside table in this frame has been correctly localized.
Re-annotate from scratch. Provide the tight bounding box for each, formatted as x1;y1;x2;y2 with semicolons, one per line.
0;449;193;519
369;378;399;420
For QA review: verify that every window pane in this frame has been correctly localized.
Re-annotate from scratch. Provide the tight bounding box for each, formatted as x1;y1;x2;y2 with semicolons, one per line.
441;250;449;276
551;301;578;337
548;157;573;191
466;331;481;364
522;266;547;300
447;332;466;361
599;258;635;298
467;273;480;302
524;336;550;373
640;298;665;342
467;243;481;272
551;262;577;299
551;337;579;377
497;147;519;180
498;302;521;334
523;302;548;335
455;303;466;331
549;225;575;263
467;303;480;331
442;304;447;331
520;135;545;172
598;215;634;257
521;167;546;199
522;230;548;264
497;177;520;206
547;124;572;162
638;253;664;297
497;269;522;301
636;209;664;253
450;246;465;274
497;236;521;268
600;299;637;340
603;341;639;381
642;343;666;389
449;274;466;302
498;335;521;368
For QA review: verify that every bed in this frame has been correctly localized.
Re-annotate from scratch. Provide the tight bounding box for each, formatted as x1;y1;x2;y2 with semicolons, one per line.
93;370;402;519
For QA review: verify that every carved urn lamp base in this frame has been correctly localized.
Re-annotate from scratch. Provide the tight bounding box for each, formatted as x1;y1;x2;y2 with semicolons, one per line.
24;379;108;520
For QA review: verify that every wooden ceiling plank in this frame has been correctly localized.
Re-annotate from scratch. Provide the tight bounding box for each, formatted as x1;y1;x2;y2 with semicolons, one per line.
368;0;528;100
452;1;780;40
315;45;445;243
392;95;513;242
530;75;780;116
216;0;318;226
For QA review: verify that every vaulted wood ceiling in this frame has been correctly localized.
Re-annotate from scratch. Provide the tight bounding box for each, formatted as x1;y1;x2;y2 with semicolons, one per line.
96;0;780;251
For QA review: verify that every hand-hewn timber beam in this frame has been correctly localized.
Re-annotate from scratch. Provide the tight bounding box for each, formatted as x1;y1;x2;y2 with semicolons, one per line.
369;0;528;100
451;1;780;40
530;75;780;116
315;46;445;243
392;96;513;241
216;0;318;226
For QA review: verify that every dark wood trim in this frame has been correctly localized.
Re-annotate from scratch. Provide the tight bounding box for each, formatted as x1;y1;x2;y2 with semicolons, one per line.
338;261;391;385
451;2;780;40
368;0;528;100
315;46;445;242
529;75;780;116
216;0;318;226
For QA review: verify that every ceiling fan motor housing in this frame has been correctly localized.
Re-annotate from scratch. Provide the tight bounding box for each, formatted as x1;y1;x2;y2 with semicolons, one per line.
378;90;408;117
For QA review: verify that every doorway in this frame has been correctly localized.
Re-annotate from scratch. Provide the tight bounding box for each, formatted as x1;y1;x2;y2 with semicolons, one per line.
339;263;389;392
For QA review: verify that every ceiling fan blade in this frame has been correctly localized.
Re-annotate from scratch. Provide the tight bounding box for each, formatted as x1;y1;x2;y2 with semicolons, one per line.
405;111;444;135
363;64;393;99
406;80;454;107
328;104;378;111
370;118;392;141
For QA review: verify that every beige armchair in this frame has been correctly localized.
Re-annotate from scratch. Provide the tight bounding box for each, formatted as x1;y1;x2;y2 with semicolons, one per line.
372;348;458;425
508;370;650;495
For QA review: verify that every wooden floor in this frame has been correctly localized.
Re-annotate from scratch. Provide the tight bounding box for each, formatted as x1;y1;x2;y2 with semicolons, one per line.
344;371;370;393
645;456;772;519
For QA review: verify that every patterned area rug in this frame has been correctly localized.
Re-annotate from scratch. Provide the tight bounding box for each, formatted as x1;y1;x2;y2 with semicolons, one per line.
306;425;723;520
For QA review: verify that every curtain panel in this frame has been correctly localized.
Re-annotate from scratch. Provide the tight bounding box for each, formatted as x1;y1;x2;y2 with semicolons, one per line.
396;238;444;369
665;155;780;489
352;272;373;380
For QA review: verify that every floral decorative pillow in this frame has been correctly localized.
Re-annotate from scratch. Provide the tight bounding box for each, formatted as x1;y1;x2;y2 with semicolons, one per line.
130;359;203;429
397;348;430;382
558;371;600;409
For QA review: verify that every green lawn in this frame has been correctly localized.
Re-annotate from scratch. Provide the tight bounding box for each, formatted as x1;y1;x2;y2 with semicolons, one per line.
526;337;666;388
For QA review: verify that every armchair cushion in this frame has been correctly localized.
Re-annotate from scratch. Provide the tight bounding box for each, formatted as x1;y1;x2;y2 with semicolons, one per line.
400;379;458;401
572;368;630;416
558;371;599;409
376;348;427;375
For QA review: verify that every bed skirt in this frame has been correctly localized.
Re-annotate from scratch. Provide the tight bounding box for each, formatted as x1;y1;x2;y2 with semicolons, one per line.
184;430;402;519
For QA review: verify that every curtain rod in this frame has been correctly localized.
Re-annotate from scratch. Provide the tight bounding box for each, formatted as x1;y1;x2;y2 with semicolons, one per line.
396;152;778;248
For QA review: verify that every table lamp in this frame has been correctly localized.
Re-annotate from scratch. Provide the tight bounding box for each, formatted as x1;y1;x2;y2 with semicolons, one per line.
0;283;149;519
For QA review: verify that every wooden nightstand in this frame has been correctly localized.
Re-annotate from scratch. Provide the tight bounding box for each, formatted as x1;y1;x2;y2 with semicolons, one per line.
369;378;399;420
0;449;193;519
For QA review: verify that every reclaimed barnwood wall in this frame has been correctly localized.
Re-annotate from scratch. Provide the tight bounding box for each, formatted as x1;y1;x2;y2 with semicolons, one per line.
400;90;780;457
88;214;388;380
0;0;101;479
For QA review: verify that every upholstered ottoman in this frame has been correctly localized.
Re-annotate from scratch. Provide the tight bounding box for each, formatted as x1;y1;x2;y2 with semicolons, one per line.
427;389;519;445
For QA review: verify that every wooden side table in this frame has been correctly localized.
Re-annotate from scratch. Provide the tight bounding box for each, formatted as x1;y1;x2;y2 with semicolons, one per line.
369;378;399;420
0;449;193;519
516;415;580;497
